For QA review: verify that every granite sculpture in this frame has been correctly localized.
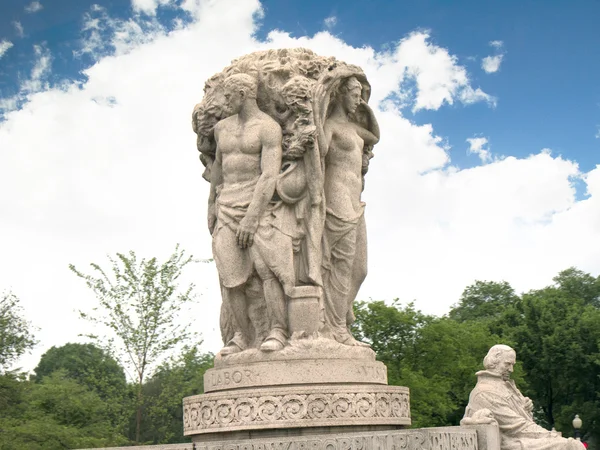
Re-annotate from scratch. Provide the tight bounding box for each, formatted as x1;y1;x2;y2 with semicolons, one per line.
461;344;585;450
192;49;380;357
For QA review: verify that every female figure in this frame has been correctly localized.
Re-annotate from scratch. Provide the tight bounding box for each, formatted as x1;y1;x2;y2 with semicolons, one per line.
315;76;380;345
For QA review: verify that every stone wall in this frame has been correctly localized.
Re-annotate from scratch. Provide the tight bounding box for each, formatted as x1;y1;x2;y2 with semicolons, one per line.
83;444;193;450
81;425;501;450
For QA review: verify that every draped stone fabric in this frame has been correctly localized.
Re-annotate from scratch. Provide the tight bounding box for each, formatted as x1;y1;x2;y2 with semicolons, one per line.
464;370;584;450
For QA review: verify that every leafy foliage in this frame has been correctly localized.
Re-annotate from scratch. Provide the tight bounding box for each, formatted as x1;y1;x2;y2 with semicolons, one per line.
139;346;214;444
1;263;598;447
33;342;130;433
509;271;600;439
0;371;128;449
353;300;499;427
69;245;200;443
0;292;37;372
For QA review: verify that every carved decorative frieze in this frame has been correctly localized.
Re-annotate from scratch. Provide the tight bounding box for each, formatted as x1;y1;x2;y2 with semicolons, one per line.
191;427;480;450
183;386;410;435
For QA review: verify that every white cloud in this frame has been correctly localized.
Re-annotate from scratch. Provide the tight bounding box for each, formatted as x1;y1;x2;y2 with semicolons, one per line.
0;44;52;115
1;0;598;374
21;44;52;93
0;40;14;59
268;29;495;112
482;40;505;74
467;136;492;163
324;16;337;29
482;54;503;74
76;4;172;59
131;0;175;16
396;31;496;111
14;21;25;37
25;1;43;13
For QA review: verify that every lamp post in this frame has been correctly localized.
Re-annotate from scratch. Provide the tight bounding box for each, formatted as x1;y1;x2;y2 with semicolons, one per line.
573;414;582;441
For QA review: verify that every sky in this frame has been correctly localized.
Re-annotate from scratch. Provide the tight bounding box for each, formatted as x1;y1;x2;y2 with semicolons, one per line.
1;0;599;375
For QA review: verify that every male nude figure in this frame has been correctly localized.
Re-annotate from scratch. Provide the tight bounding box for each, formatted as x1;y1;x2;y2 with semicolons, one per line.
320;76;380;345
209;73;295;354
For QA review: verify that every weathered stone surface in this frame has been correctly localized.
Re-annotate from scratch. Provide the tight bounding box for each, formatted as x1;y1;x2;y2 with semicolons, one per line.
183;385;410;435
83;445;192;450
192;428;479;450
205;360;388;393
213;337;376;368
462;345;584;450
193;49;380;357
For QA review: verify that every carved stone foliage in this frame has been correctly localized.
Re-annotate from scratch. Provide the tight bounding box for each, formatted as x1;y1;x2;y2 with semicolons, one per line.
183;386;410;435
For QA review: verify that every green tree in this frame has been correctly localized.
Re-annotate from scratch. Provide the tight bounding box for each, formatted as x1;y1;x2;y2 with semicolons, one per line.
511;284;600;438
33;342;130;433
0;371;128;449
140;346;214;444
353;300;499;427
552;267;600;307
0;292;37;372
69;245;200;443
449;280;519;325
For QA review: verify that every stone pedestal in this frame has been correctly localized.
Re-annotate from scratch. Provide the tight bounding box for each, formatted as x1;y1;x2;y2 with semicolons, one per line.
183;358;410;437
182;333;412;441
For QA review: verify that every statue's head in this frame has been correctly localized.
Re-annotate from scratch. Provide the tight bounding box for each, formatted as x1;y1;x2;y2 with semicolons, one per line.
222;73;258;115
483;344;516;380
334;76;363;115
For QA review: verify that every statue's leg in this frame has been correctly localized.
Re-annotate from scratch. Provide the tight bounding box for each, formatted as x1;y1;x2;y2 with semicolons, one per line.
346;214;367;326
213;225;253;354
220;284;250;355
322;223;358;345
253;251;288;352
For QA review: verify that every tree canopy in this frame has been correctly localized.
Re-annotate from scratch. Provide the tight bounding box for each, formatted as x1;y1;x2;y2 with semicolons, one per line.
0;291;37;372
69;245;201;443
1;263;599;447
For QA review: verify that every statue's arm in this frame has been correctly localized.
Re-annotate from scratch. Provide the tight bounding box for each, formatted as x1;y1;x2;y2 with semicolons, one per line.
313;84;333;158
208;126;223;234
353;100;379;146
472;392;551;438
236;121;283;248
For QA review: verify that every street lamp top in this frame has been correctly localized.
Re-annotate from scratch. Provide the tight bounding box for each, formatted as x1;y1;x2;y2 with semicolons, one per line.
573;414;583;429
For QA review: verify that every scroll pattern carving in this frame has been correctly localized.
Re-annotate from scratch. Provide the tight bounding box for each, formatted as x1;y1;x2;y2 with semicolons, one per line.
183;389;410;434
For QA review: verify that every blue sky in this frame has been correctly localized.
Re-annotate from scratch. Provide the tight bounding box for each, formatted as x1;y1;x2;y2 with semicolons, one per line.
2;0;600;173
1;0;599;371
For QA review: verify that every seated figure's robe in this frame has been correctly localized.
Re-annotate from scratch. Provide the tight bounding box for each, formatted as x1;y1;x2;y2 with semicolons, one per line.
464;370;584;450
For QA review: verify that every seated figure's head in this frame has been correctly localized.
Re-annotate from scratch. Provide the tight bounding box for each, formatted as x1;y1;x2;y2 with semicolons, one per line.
483;344;516;380
222;73;258;115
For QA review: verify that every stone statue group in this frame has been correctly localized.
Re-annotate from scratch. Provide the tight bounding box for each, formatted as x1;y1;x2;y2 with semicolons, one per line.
192;49;379;355
192;49;587;450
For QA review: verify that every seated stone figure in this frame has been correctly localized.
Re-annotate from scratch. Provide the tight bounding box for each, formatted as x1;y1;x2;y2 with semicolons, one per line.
462;344;584;450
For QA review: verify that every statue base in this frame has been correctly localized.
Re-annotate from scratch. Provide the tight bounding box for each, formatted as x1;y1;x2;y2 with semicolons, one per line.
183;384;410;436
190;426;494;450
204;359;388;392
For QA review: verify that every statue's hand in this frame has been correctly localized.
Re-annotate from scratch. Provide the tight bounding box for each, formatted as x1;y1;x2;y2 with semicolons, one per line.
524;397;534;412
237;215;258;249
208;205;217;235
